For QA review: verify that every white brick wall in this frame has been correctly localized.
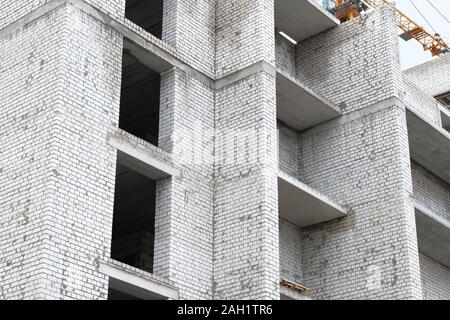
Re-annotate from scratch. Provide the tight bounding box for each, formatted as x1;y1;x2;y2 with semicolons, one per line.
215;0;275;78
420;253;450;300
412;162;450;224
403;77;442;126
154;68;215;300
0;4;65;299
214;71;279;300
275;32;296;78
278;123;300;177
296;5;403;114
162;0;216;78
298;105;422;299
404;53;450;97
0;0;125;30
2;0;449;301
279;219;303;286
1;2;123;299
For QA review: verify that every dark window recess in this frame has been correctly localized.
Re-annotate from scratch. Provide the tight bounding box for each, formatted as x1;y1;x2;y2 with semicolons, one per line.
119;50;161;146
108;287;144;300
436;91;450;107
125;0;164;39
110;163;156;274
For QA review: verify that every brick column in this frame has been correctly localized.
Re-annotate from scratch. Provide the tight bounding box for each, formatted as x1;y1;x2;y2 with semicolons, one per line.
0;1;124;299
294;6;422;299
213;0;280;300
153;0;216;300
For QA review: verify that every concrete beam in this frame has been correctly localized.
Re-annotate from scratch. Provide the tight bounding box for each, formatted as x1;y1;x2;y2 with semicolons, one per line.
99;259;179;300
278;171;347;227
123;38;173;74
415;204;450;268
108;129;180;181
277;70;342;131
275;0;339;42
406;108;450;184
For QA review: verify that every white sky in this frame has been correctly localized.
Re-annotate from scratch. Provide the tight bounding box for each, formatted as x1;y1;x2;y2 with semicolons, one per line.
395;0;450;70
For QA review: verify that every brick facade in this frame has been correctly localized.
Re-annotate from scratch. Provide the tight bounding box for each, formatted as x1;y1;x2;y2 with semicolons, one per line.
1;0;449;300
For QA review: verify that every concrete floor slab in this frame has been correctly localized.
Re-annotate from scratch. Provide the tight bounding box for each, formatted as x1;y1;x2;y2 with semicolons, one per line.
123;38;173;74
99;259;179;300
278;172;347;227
275;0;339;42
406;109;450;184
108;129;180;181
415;204;450;268
277;71;342;131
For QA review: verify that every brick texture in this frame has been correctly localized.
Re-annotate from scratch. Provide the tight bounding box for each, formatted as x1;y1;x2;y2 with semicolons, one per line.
1;0;448;301
420;253;450;300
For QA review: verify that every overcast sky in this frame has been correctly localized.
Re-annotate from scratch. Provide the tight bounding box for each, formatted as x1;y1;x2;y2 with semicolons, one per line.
395;0;450;70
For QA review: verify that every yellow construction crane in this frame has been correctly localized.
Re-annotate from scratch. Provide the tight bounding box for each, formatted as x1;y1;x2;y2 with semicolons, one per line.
333;0;367;22
332;0;449;56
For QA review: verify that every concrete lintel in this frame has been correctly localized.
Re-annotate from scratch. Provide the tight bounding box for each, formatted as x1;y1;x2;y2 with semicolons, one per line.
108;130;180;181
406;108;450;184
215;61;276;90
415;204;450;268
99;260;179;300
278;171;347;227
276;70;342;131
275;0;339;42
122;37;174;74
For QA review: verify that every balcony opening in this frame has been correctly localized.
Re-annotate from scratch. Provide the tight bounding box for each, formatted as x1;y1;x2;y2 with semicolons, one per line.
120;50;161;147
125;0;164;39
110;162;156;274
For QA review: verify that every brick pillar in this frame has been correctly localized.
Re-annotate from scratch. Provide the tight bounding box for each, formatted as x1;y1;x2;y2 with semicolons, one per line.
0;1;124;299
153;0;216;300
294;5;422;299
213;0;280;300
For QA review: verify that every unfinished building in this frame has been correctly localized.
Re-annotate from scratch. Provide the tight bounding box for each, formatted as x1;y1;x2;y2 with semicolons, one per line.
0;0;449;300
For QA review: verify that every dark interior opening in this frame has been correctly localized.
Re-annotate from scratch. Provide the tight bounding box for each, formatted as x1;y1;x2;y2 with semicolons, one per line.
110;163;156;274
108;287;144;300
125;0;164;39
119;50;161;146
436;91;450;107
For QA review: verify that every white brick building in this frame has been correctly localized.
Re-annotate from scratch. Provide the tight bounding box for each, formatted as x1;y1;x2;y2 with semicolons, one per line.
0;0;449;300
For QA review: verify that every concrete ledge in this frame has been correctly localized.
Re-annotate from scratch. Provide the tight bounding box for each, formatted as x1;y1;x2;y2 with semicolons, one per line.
108;129;180;181
277;70;342;131
99;259;179;300
406;108;450;184
122;37;174;74
415;204;450;268
275;0;339;42
278;171;348;227
216;61;276;90
280;286;312;300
